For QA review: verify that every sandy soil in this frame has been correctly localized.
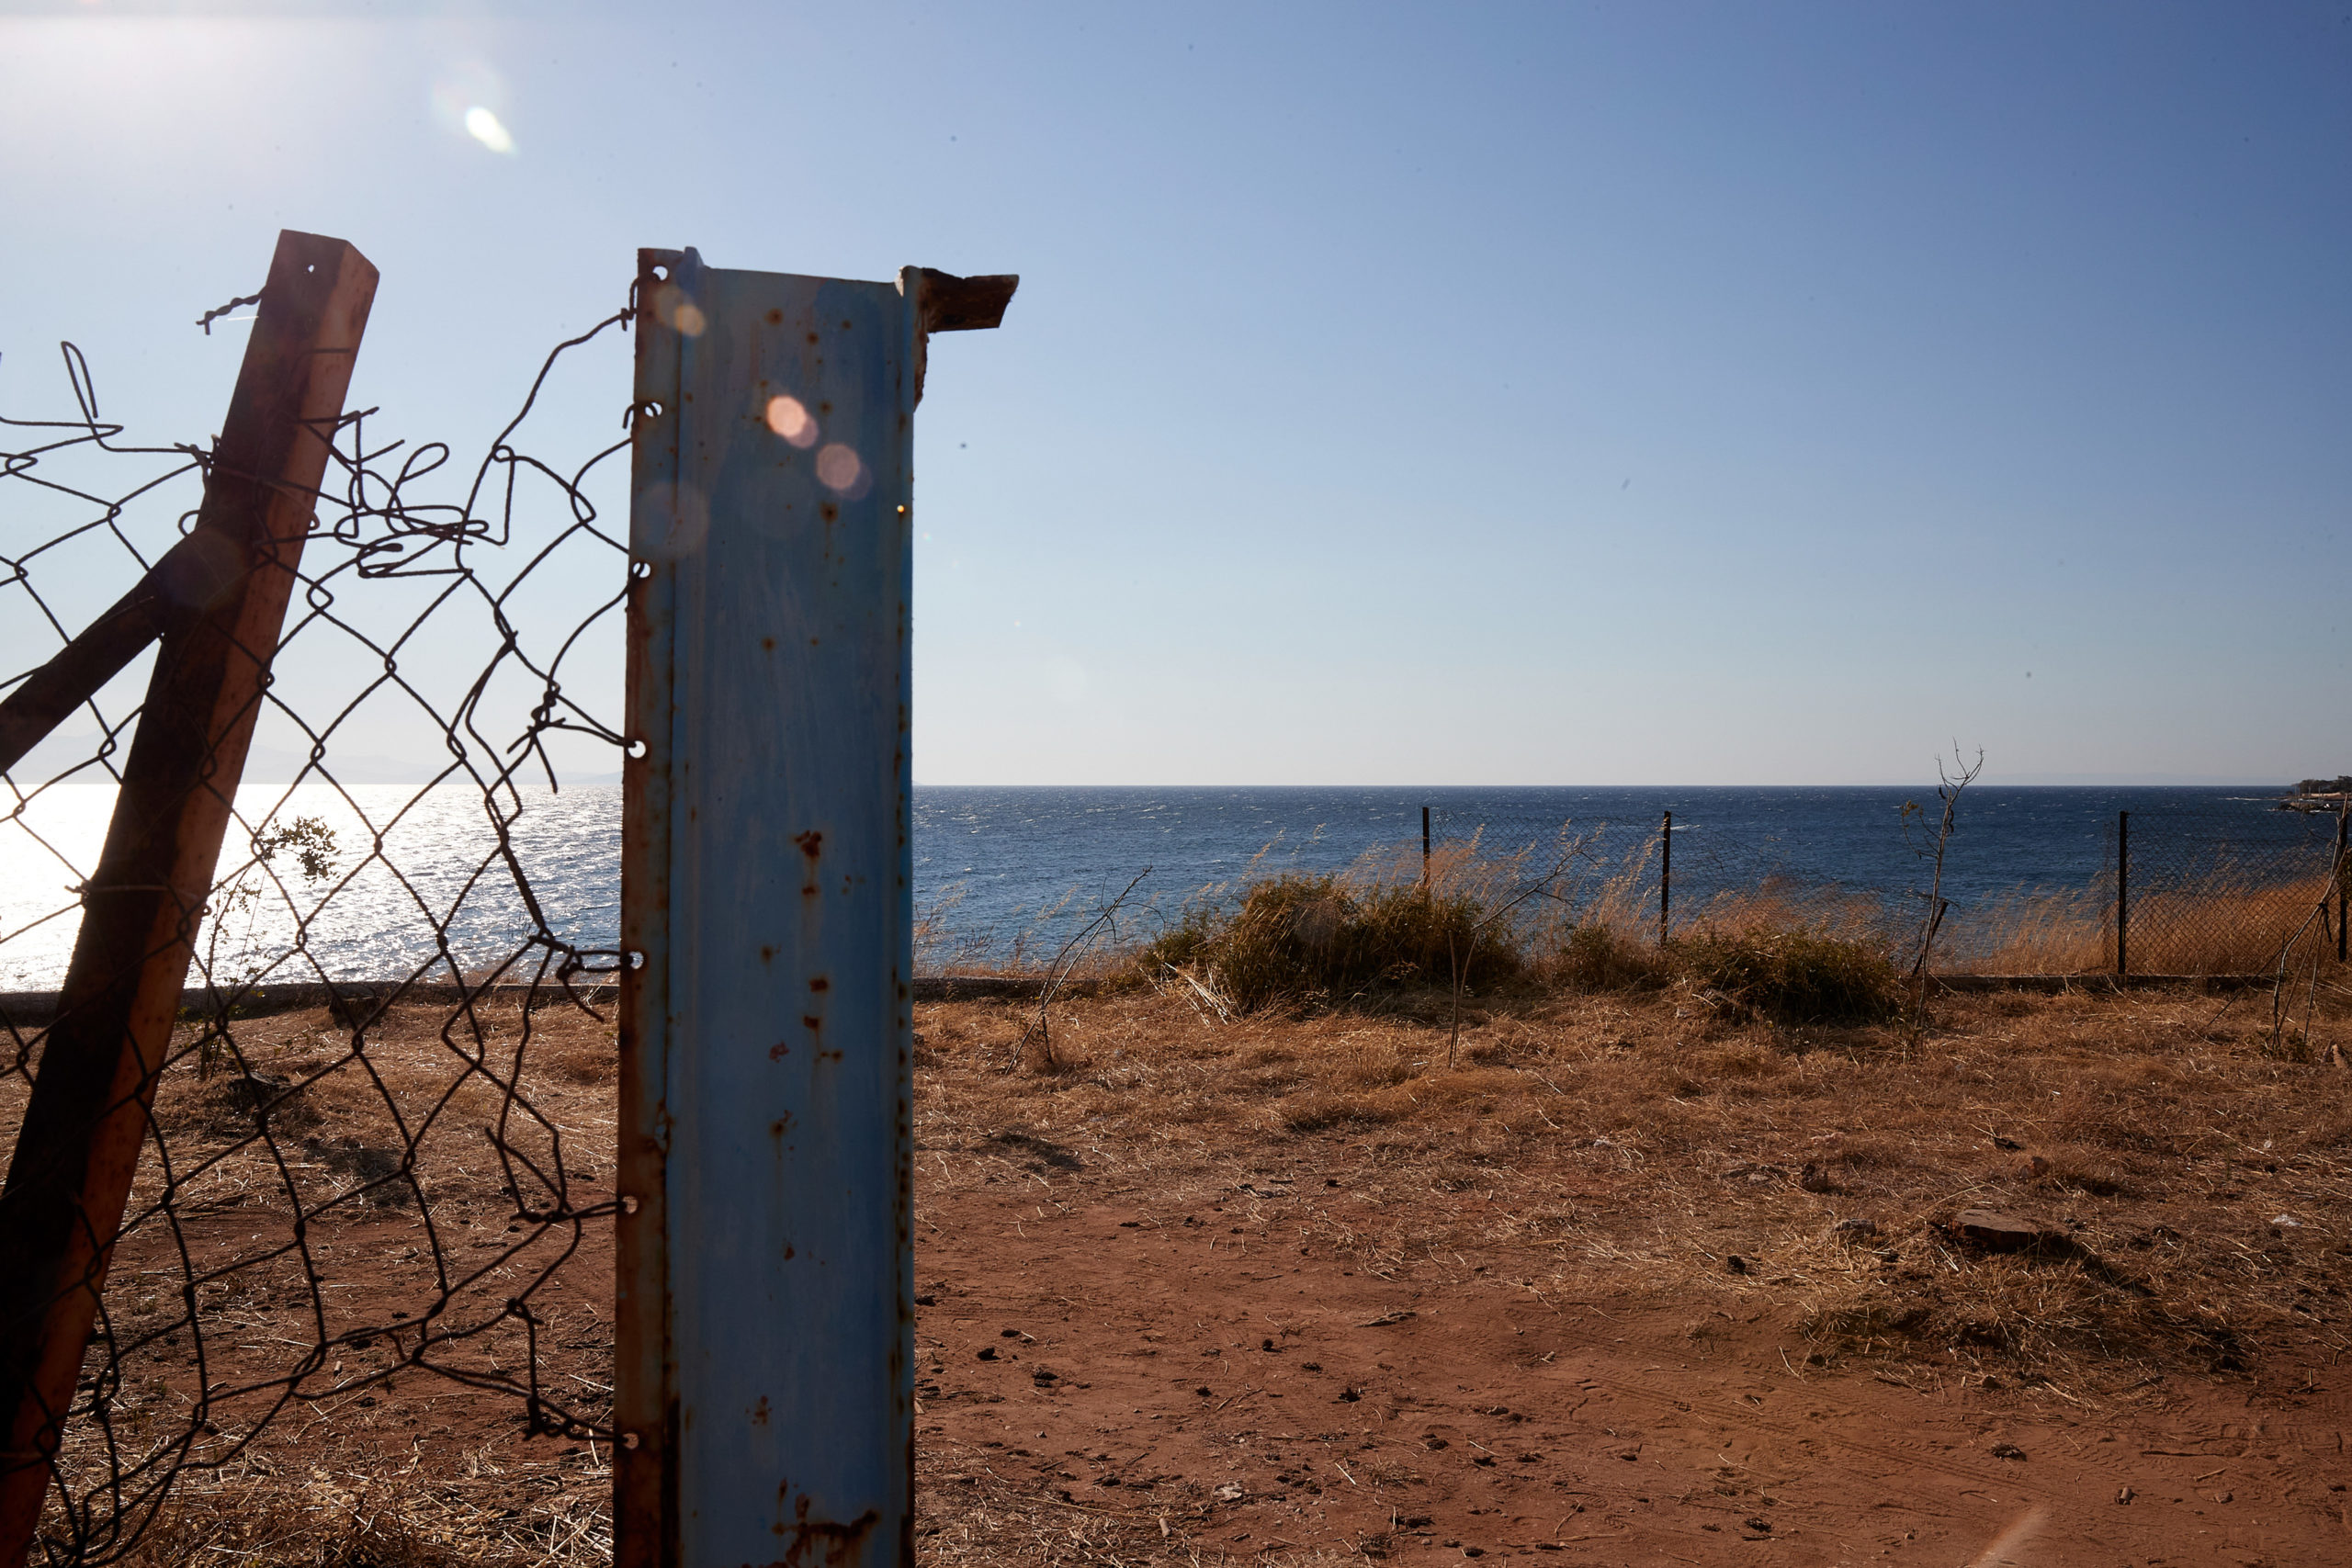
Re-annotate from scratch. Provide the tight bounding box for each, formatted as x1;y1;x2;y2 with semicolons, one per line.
16;978;2352;1564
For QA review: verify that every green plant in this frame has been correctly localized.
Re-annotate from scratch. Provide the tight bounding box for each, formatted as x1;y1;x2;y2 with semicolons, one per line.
1675;926;1902;1027
1547;923;1668;992
197;814;339;1077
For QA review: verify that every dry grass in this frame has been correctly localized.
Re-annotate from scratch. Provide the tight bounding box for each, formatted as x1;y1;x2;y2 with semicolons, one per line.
10;912;2352;1562
1955;874;2345;976
917;979;2352;1388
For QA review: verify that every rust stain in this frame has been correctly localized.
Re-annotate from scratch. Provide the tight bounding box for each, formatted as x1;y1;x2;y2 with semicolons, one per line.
802;1015;821;1032
750;1496;880;1568
808;976;829;993
793;831;822;859
761;945;775;964
749;1394;770;1426
765;308;784;325
768;1042;790;1060
762;636;775;651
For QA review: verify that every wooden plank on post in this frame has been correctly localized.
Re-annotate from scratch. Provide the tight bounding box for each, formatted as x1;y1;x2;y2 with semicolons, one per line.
0;532;245;778
618;249;1012;1568
0;230;377;1561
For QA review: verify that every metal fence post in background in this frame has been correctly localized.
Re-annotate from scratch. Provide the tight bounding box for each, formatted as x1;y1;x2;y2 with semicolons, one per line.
1422;805;1431;888
0;231;377;1561
2116;809;2130;978
1659;809;1672;947
619;250;1013;1568
2337;807;2348;964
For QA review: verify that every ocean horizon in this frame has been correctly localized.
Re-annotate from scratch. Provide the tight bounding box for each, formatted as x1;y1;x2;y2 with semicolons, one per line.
1;782;2335;988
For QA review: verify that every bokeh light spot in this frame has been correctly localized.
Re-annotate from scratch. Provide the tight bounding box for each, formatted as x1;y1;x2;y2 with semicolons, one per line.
815;444;865;493
765;396;818;447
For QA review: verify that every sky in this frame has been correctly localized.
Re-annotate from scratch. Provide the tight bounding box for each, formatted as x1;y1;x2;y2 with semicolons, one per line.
1;0;2346;786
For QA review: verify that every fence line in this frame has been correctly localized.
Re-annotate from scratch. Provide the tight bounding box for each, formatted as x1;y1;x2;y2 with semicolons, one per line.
1422;797;2349;979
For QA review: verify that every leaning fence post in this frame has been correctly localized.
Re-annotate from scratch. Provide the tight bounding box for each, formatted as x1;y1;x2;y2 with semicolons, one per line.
1658;809;1672;947
619;252;1013;1568
0;231;377;1561
2115;809;2130;979
1421;805;1431;889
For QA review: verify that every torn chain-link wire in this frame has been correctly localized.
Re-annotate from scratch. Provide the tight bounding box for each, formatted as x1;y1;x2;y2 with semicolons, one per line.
2;293;638;1562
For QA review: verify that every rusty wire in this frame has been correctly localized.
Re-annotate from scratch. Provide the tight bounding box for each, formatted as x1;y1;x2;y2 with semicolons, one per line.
1;298;636;1562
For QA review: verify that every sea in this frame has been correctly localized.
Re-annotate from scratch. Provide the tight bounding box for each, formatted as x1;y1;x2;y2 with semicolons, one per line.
0;784;2335;990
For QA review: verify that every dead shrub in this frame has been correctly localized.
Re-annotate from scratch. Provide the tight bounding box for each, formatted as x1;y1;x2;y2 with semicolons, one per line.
1139;874;1519;1012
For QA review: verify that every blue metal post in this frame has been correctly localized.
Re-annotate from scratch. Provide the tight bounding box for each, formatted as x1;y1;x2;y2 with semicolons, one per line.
618;250;1012;1567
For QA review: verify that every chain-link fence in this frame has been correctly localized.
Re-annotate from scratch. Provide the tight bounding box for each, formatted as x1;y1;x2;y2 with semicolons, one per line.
1425;798;2349;979
2;243;628;1562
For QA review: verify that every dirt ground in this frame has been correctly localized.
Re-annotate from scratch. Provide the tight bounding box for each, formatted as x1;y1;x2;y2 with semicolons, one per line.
21;977;2352;1564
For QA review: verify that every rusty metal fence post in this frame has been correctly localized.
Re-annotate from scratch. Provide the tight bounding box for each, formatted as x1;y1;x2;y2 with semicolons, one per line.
1658;809;1672;947
2337;807;2347;965
0;231;376;1562
2115;809;2130;978
618;250;1012;1568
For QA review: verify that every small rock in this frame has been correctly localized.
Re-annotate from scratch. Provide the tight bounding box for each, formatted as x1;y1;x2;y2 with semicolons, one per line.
2272;1214;2301;1227
1832;1218;1881;1239
1213;1482;1244;1503
1990;1442;2026;1461
1949;1209;2072;1255
2018;1155;2052;1179
2116;1485;2134;1505
1798;1161;1835;1193
220;1071;292;1115
1744;1516;1771;1533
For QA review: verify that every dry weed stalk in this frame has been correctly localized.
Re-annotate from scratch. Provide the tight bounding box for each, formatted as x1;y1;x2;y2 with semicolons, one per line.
1012;867;1149;1071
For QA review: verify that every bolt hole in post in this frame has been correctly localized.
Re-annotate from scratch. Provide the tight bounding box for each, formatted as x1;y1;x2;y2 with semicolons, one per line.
626;739;648;759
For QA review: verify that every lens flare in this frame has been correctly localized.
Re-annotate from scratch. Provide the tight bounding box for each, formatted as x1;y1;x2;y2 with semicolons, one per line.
815;443;865;494
764;396;818;447
464;106;517;154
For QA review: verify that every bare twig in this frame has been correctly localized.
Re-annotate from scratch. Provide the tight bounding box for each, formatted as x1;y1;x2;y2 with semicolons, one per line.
1012;867;1151;1071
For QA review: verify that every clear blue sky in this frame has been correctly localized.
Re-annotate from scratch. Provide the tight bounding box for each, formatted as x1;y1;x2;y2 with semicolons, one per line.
3;0;2346;785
